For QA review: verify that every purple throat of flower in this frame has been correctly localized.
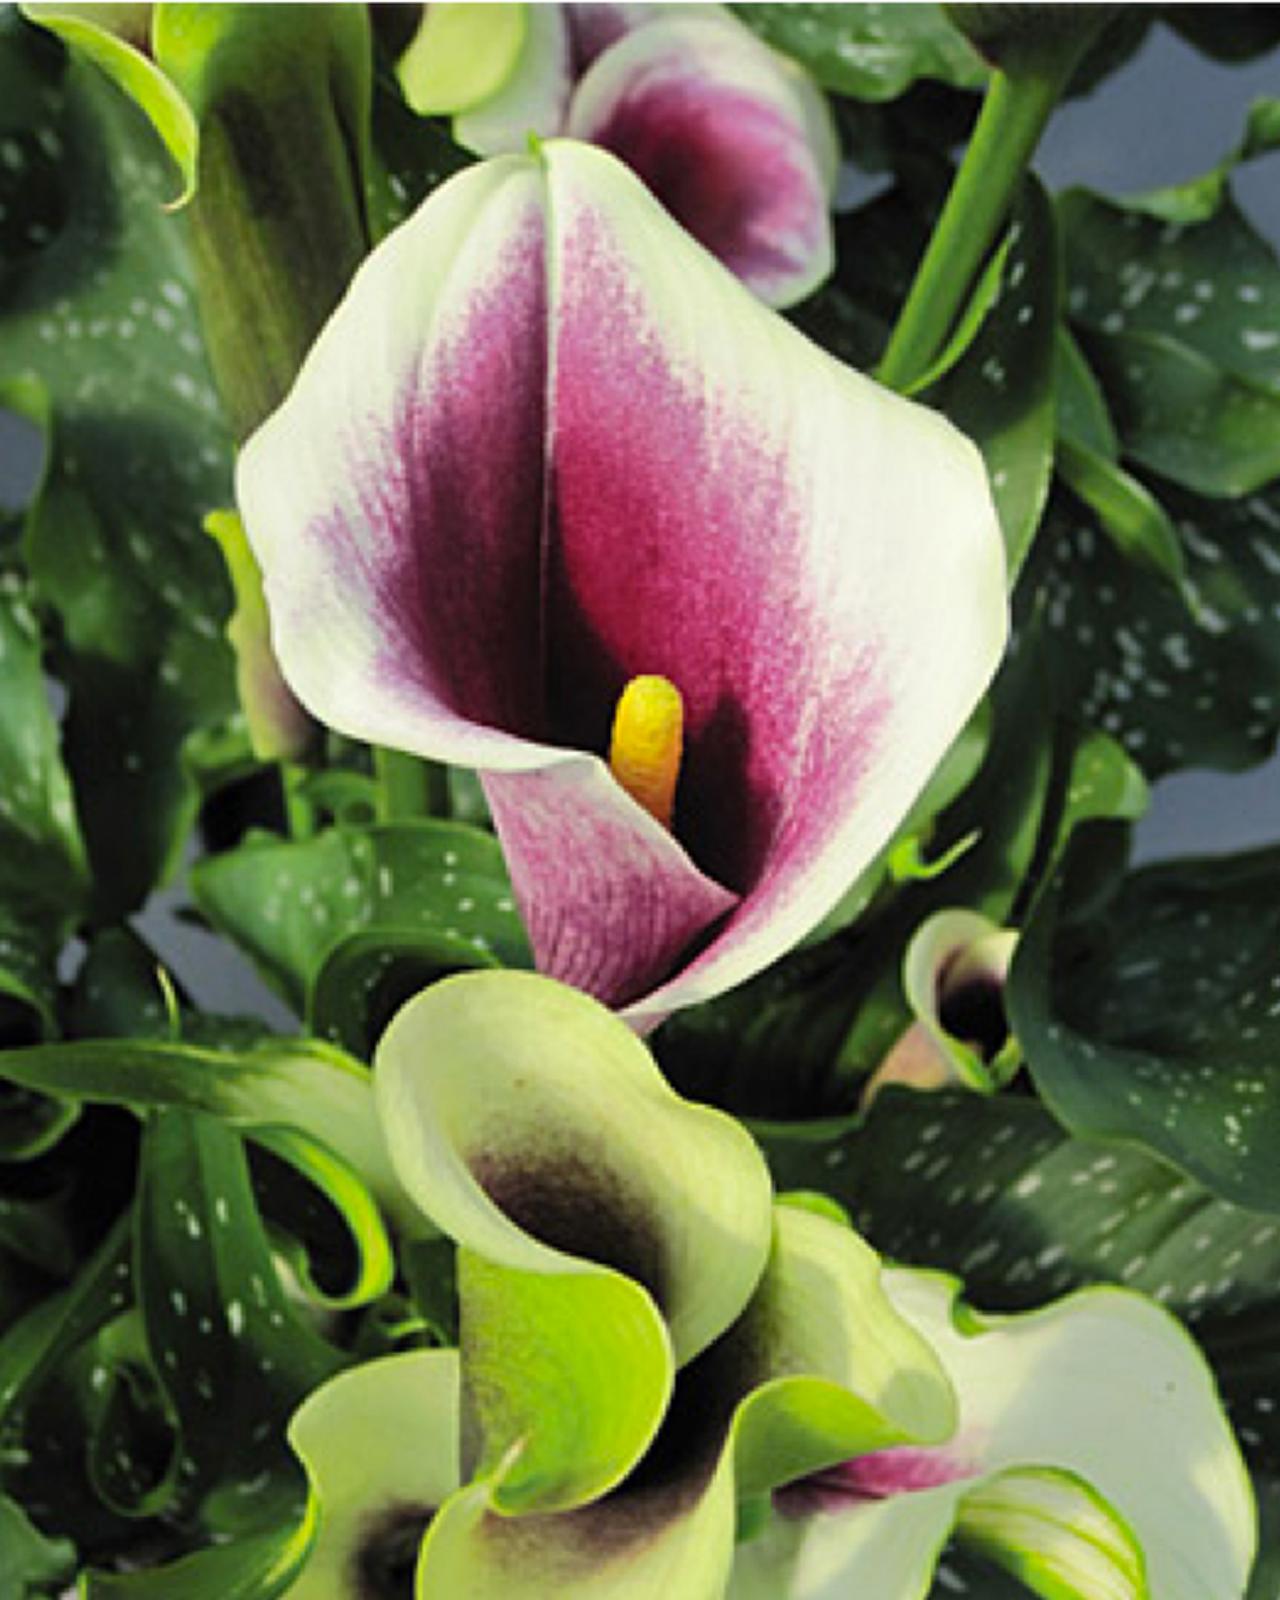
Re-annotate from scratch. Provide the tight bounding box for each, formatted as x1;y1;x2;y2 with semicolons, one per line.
775;1439;983;1516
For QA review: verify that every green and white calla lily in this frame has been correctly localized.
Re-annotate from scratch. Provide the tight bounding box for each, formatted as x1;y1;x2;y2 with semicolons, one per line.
283;971;957;1597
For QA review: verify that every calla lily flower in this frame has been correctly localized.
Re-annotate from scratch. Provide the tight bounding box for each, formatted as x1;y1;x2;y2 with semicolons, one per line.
733;1269;1255;1600
863;908;1020;1105
283;973;1250;1599
284;971;956;1597
236;140;1007;1030
398;2;838;307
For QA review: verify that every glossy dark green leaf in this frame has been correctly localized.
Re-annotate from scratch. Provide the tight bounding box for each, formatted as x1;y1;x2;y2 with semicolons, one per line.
1010;839;1280;1212
191;821;531;1051
1165;7;1280;61
0;576;85;911
82;1517;313;1600
64;927;175;1042
247;1128;394;1312
83;1350;176;1521
0;911;59;1053
133;1111;339;1522
366;62;472;239
1062;181;1280;395
936;177;1058;576
0;13;236;916
0;572;87;1047
733;3;986;100
0;1491;75;1599
1082;329;1280;498
1025;477;1280;776
0;1180;76;1282
1060;168;1280;498
0;1211;131;1433
0;1032;401;1226
1054;433;1186;586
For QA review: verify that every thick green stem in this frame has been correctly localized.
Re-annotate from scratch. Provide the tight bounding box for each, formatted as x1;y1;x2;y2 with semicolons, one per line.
280;760;315;840
876;66;1068;394
374;747;449;823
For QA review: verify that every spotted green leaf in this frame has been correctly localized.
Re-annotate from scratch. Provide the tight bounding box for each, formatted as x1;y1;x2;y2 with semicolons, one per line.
131;1110;340;1524
1024;477;1280;776
82;1517;314;1600
1060;149;1280;498
733;3;986;100
191;822;531;1054
936;177;1058;578
0;573;87;1046
0;1211;131;1436
0;1490;75;1598
0;1030;406;1228
0;575;85;914
1008;839;1280;1213
0;11;236;916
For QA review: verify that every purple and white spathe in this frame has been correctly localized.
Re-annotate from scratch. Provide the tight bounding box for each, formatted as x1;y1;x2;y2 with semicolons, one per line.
236;141;1007;1030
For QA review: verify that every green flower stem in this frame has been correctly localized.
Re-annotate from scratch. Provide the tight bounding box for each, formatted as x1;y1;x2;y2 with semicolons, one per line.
280;760;316;839
374;746;449;822
876;65;1068;394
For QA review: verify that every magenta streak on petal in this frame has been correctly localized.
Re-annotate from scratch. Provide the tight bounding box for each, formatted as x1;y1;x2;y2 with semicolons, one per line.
544;198;888;985
314;206;550;746
569;47;828;301
775;1442;983;1518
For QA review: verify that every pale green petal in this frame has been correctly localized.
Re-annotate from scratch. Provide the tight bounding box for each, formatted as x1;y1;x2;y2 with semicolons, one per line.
374;972;774;1365
454;3;570;155
285;1349;461;1599
418;1205;953;1598
397;2;528;116
417;1457;738;1600
733;1205;956;1499
374;972;774;1515
456;1245;674;1516
730;1484;960;1600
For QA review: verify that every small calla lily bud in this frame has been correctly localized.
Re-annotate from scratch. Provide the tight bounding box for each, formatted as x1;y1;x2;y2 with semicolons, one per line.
863;909;1019;1108
204;510;314;763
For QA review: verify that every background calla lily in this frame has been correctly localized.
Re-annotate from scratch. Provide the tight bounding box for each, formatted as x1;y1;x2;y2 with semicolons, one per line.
733;1270;1255;1600
863;908;1020;1105
398;2;838;308
236;139;1008;1030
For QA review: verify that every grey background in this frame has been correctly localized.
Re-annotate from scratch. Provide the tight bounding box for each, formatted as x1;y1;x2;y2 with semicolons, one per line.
3;14;1280;1018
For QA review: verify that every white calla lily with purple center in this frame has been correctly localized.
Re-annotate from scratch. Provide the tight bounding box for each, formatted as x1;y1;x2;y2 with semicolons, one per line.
400;2;838;308
732;1270;1255;1599
236;140;1007;1029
